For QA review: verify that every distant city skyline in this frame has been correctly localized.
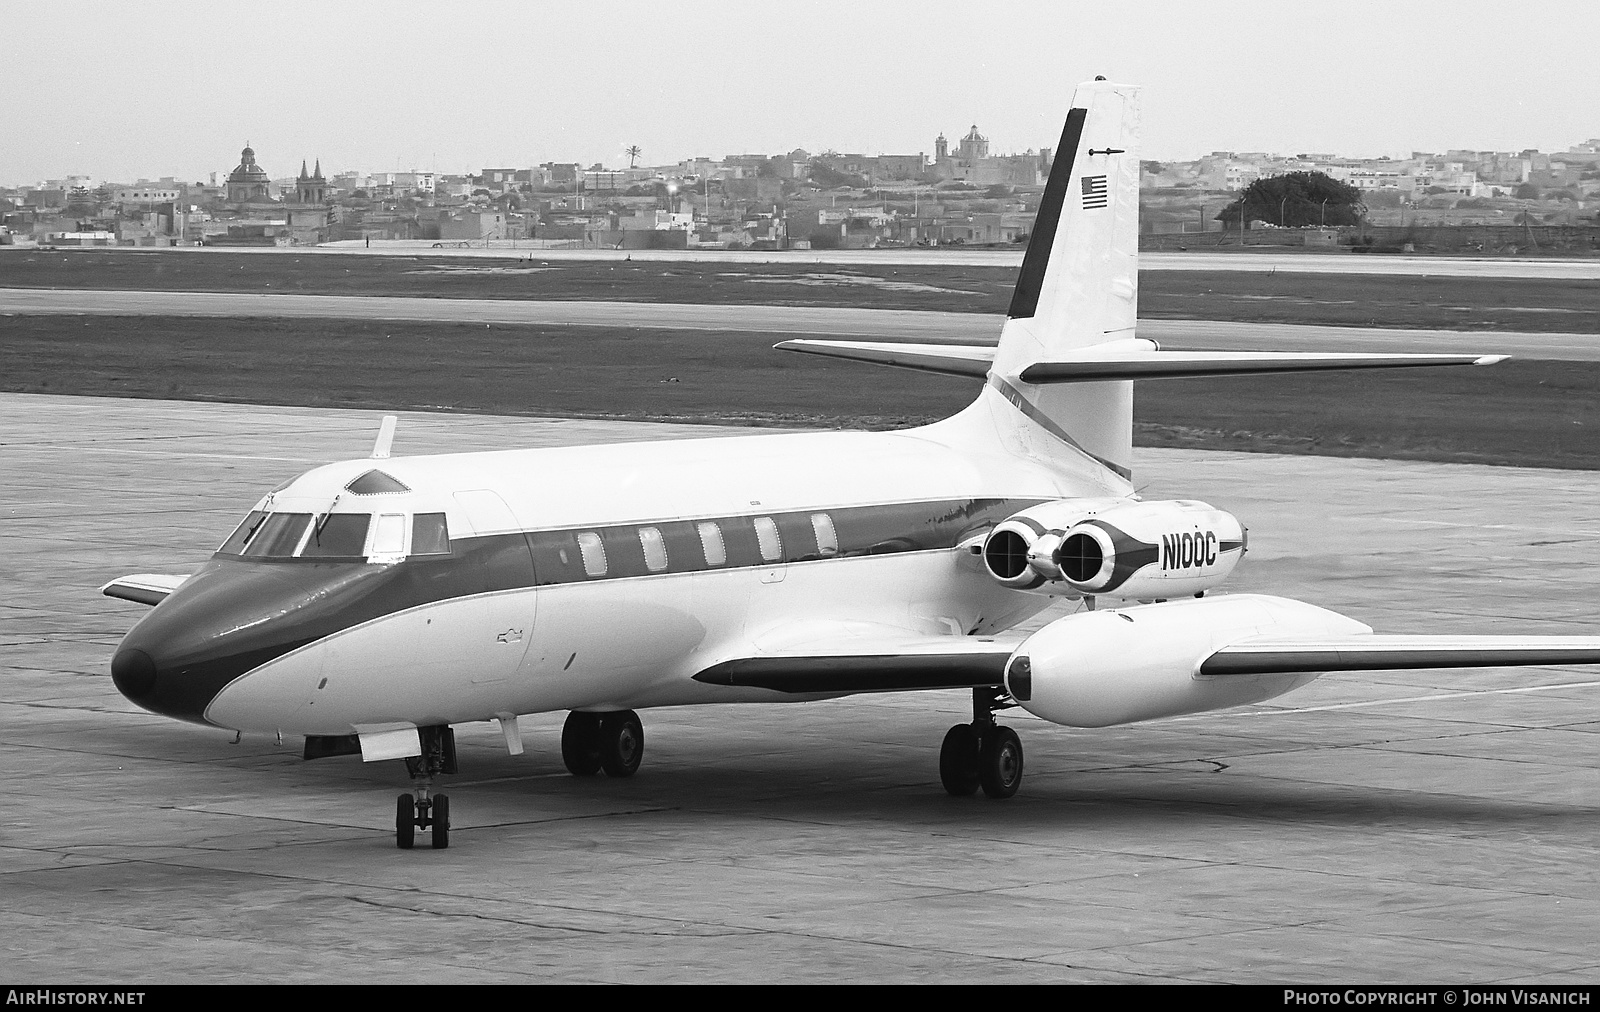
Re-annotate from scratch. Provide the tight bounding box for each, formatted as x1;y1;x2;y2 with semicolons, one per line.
4;0;1596;185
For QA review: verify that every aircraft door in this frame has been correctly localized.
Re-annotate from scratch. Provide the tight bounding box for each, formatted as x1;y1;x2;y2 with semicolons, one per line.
452;490;536;683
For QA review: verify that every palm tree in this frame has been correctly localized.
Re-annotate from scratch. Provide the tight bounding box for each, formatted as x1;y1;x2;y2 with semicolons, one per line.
626;146;642;169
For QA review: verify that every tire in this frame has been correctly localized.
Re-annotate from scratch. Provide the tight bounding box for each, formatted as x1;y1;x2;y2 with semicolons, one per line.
978;726;1024;799
599;711;644;778
431;794;450;850
939;724;981;797
396;793;415;849
561;711;603;776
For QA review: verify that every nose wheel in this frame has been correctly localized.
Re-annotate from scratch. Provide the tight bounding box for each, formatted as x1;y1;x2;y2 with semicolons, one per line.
395;725;456;849
396;791;450;850
939;688;1024;799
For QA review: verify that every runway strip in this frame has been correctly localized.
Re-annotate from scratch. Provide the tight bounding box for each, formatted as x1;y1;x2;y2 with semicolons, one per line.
3;286;1594;360
300;243;1600;279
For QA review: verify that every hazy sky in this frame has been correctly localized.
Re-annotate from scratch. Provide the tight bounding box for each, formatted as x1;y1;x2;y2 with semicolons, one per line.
4;0;1597;185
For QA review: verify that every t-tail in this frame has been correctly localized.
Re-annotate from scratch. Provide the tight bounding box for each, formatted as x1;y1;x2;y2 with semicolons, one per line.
979;77;1143;482
775;78;1506;487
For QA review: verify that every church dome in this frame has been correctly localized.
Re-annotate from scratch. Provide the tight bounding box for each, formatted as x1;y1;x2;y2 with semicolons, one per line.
226;142;274;203
229;143;269;184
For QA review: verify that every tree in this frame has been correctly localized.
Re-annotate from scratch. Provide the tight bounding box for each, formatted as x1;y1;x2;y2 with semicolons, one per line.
1514;183;1542;200
626;146;642;169
1215;171;1364;227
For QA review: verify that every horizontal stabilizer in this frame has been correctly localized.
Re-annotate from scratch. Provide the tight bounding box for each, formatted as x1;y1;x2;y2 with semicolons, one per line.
775;340;1508;384
694;630;1017;694
100;573;189;606
774;339;993;378
1202;635;1600;676
1021;351;1508;384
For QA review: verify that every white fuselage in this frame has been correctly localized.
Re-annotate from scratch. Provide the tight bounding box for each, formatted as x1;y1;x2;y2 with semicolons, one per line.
196;418;1130;736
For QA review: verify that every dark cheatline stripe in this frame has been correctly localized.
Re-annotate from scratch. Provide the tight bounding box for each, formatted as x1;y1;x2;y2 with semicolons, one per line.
1201;646;1600;676
1006;106;1087;321
1083;520;1159;594
987;375;1133;480
692;653;1011;694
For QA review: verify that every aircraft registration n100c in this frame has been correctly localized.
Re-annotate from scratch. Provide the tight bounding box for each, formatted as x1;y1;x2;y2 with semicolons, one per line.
104;79;1600;849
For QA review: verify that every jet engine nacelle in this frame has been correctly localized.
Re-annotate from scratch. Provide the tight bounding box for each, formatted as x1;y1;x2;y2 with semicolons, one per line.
1003;594;1371;727
981;498;1244;599
980;497;1127;591
1054;499;1246;600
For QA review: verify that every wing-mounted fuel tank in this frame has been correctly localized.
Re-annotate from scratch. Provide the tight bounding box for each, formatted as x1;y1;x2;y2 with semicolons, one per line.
981;498;1246;600
1003;594;1370;727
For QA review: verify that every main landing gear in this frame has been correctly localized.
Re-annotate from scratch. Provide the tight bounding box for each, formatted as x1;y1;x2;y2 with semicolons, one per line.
561;710;644;778
939;687;1024;799
396;725;456;849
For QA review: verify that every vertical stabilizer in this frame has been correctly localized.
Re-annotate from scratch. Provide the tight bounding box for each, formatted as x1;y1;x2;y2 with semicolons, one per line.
959;79;1141;485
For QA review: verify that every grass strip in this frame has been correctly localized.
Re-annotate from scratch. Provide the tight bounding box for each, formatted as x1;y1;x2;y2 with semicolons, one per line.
3;315;1594;469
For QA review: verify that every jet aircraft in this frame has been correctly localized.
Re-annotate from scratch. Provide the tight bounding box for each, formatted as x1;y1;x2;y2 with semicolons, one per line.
105;79;1600;849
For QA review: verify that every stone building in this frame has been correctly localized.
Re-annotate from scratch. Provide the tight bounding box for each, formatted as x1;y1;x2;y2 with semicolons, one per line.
286;160;332;244
225;143;274;205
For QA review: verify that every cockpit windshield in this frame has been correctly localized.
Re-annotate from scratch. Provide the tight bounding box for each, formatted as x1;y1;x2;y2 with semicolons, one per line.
302;513;372;557
216;510;449;560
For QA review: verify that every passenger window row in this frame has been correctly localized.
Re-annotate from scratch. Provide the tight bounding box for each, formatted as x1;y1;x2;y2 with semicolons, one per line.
526;499;1019;586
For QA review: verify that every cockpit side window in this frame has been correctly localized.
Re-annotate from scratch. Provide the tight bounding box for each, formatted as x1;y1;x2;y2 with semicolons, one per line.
243;513;312;557
301;513;372;558
219;511;268;554
411;513;451;555
371;513;407;556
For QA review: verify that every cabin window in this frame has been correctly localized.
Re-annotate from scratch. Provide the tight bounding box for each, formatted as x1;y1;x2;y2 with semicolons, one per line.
301;513;372;558
811;513;838;556
698;522;726;566
639;527;668;572
219;511;267;554
754;516;782;562
345;470;411;495
371;513;407;555
244;513;312;557
411;513;451;555
576;532;607;577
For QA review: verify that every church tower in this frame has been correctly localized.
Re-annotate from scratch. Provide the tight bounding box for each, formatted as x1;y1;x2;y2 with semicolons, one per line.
296;159;327;205
934;133;948;163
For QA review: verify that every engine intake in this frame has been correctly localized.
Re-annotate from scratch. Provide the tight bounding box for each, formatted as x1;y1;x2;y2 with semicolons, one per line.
981;498;1246;599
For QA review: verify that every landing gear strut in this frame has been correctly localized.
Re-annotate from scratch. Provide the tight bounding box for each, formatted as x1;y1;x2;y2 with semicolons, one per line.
562;710;644;778
396;725;456;849
939;687;1024;799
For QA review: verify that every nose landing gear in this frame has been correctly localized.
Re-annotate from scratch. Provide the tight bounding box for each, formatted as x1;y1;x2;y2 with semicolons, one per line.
396;725;456;849
939;687;1024;799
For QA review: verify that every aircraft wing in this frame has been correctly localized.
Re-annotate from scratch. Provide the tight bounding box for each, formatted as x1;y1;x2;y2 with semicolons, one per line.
1202;635;1600;675
100;573;189;607
692;628;1020;694
775;338;1506;382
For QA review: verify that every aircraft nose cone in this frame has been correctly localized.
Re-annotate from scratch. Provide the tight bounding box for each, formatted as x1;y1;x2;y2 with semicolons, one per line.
111;647;158;702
